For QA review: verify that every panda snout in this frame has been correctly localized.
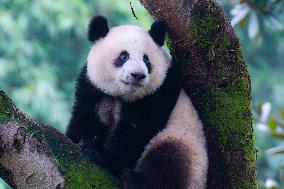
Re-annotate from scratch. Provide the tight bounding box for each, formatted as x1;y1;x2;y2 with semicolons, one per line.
131;72;146;81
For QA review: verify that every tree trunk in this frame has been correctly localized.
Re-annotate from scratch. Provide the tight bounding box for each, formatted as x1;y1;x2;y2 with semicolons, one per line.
0;0;257;188
139;0;257;188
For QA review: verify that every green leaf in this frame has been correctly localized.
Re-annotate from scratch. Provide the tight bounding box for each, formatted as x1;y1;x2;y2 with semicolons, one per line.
239;14;249;28
271;133;284;139
267;146;284;155
268;116;277;133
280;109;284;121
264;178;279;189
248;11;259;39
230;3;251;27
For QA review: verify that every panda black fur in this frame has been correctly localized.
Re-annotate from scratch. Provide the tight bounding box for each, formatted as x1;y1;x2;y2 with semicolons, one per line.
66;16;208;189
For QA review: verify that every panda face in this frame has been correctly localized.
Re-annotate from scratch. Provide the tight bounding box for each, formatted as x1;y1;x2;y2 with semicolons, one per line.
113;50;150;88
87;25;171;101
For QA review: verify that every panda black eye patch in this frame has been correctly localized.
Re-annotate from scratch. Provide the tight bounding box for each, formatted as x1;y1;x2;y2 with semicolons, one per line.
143;54;152;73
114;51;129;67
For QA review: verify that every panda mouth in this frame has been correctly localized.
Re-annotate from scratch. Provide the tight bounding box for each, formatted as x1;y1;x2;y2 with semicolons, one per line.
120;80;143;87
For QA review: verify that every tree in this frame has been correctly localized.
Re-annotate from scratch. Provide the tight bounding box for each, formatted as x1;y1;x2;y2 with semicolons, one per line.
0;0;257;188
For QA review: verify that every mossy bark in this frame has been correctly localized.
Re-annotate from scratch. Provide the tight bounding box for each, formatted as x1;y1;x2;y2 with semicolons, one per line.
0;91;119;189
140;0;257;188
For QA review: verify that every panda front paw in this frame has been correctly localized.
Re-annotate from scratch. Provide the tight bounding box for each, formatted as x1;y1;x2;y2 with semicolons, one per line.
79;139;104;165
121;169;142;189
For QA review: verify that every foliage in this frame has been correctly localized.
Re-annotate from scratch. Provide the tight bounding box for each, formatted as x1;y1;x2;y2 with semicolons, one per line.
254;103;284;188
230;0;283;39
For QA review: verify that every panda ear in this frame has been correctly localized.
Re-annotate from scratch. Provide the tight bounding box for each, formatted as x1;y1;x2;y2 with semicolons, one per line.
88;15;109;43
149;20;167;46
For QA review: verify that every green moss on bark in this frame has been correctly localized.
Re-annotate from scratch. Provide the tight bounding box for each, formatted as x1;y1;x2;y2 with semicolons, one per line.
205;78;251;146
65;162;119;189
0;91;16;122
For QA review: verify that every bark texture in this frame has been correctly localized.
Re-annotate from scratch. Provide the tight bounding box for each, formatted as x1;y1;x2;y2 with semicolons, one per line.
139;0;257;188
0;91;119;189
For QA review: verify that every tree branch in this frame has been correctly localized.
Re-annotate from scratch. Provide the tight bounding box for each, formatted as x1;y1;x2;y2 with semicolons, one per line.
139;0;257;188
0;91;119;189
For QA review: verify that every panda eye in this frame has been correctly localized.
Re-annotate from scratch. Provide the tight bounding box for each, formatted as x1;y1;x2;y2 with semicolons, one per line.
119;51;129;62
143;54;152;73
143;55;150;64
115;51;129;67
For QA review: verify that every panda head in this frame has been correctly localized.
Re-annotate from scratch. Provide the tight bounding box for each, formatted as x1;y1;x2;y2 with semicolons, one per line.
86;16;171;102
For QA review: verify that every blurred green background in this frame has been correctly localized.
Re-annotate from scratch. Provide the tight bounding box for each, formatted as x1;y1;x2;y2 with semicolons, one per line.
0;0;284;188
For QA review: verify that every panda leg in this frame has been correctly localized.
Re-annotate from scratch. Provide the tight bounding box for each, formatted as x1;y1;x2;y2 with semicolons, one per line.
121;139;190;189
122;126;207;189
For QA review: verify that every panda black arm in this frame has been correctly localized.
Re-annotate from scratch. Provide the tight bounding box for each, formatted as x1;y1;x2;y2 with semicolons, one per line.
66;66;108;148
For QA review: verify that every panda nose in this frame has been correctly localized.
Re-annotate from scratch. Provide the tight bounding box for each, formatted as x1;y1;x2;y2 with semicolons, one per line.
131;72;146;80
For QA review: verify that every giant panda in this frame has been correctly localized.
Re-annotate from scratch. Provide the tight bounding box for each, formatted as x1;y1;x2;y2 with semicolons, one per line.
66;15;208;189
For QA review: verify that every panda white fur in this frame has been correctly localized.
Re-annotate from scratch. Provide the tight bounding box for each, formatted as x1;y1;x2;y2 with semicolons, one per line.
66;16;208;189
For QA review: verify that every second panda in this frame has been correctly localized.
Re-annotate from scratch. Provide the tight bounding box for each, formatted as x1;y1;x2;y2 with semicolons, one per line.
66;16;208;189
